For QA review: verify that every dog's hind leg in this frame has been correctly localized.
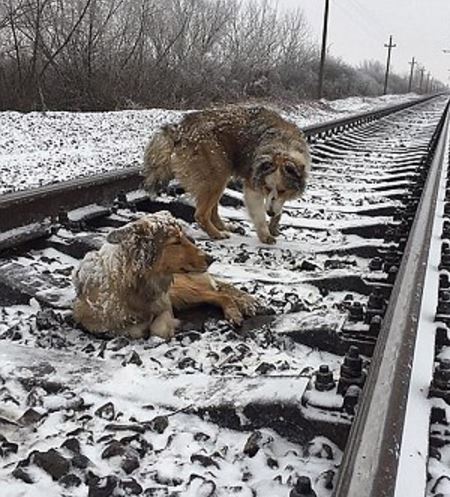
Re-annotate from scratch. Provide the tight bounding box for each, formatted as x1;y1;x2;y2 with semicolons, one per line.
195;186;230;240
211;203;228;231
211;204;244;235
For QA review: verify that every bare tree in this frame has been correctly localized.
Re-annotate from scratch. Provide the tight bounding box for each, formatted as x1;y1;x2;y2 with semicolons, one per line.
0;0;429;111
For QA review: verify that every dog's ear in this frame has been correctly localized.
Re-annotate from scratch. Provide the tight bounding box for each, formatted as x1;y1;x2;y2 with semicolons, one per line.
106;224;135;244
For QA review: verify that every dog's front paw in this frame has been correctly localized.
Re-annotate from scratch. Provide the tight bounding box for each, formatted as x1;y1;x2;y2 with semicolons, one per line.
269;215;281;237
224;306;244;327
225;222;246;236
241;298;259;317
269;224;280;237
150;313;179;340
150;323;175;340
258;230;276;245
211;230;230;240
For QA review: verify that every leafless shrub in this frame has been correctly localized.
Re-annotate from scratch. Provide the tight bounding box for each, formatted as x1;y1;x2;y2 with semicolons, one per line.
0;0;436;111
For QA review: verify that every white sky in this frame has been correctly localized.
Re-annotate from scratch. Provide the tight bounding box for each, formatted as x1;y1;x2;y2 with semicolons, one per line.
278;0;450;84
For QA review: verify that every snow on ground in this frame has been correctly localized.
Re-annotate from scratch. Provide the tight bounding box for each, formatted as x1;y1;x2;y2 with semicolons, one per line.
0;93;419;195
0;94;443;497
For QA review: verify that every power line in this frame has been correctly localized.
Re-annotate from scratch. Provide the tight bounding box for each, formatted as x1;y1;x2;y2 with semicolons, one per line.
345;0;388;41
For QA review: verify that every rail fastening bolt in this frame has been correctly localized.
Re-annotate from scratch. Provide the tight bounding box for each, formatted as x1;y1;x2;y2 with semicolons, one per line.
315;365;335;392
443;220;450;238
337;346;365;395
343;385;361;415
57;211;69;225
387;265;398;284
367;291;385;310
436;326;450;348
437;291;450;315
433;359;450;391
441;251;450;268
344;346;363;373
369;315;382;336
290;476;317;497
439;274;450;294
348;302;364;322
369;257;383;271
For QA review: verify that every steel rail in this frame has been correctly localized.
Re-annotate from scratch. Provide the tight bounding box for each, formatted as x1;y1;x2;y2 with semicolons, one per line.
333;99;450;497
302;93;439;138
0;94;442;233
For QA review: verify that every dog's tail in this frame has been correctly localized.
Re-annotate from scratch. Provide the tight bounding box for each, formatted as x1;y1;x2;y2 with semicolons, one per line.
142;126;177;193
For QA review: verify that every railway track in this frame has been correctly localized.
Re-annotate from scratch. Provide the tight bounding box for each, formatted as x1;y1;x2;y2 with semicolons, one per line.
0;95;449;497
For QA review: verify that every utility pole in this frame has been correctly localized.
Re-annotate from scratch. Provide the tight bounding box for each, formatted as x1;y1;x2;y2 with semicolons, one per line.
407;57;416;93
318;0;330;100
383;35;397;95
419;67;426;93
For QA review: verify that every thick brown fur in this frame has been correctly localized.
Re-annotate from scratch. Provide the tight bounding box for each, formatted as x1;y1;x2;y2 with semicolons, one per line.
143;105;311;244
72;212;258;339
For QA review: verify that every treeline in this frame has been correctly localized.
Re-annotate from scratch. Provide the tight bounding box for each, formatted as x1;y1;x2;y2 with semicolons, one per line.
0;0;440;111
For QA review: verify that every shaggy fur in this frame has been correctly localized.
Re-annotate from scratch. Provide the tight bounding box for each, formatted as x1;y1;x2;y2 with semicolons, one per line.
72;212;258;339
143;105;311;244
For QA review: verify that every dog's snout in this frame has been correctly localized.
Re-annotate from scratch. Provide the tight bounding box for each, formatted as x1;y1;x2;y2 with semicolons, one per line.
267;208;275;217
206;254;215;266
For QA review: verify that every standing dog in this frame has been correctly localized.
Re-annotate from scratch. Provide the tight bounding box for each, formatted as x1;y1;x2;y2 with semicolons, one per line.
72;212;257;339
142;106;311;244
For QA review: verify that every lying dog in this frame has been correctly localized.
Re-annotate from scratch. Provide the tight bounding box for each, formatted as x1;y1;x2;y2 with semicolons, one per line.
72;211;257;339
142;105;311;244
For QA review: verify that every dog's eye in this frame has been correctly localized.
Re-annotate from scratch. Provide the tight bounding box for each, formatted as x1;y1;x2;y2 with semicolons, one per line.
258;161;274;174
259;161;272;169
278;189;286;195
284;163;301;178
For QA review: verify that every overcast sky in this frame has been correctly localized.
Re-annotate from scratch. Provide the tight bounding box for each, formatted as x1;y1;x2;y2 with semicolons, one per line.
278;0;450;85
